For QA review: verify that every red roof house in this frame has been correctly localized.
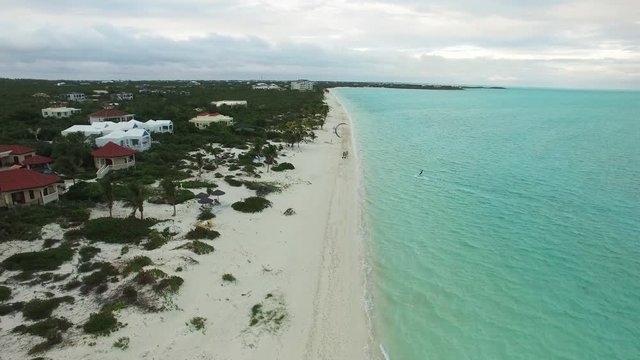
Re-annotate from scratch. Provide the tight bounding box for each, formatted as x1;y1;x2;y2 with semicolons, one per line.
0;144;36;168
0;168;62;207
91;142;136;178
89;109;135;124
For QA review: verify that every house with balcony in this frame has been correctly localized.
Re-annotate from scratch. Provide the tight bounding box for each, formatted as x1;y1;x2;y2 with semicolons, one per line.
91;142;137;178
114;92;134;101
143;119;174;133
0;168;62;207
95;128;151;152
291;80;314;91
41;106;81;118
22;155;54;173
66;92;86;102
0;145;36;169
89;109;135;124
188;112;233;129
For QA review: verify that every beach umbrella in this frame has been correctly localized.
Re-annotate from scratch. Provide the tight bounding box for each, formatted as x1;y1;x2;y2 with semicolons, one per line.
195;192;209;199
197;197;214;204
210;189;226;200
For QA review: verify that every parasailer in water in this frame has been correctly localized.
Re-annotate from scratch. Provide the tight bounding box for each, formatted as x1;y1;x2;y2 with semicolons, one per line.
334;122;347;138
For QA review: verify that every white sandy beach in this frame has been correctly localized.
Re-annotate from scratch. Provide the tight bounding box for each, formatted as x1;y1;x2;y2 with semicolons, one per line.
0;90;370;360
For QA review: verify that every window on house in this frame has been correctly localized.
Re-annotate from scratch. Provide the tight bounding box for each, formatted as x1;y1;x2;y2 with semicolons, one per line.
132;139;139;145
29;190;35;199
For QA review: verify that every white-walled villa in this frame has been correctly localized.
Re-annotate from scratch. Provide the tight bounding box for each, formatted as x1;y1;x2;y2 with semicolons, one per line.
188;112;233;129
41;106;81;118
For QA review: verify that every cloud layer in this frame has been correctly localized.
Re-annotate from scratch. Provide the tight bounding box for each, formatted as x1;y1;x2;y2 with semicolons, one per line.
0;0;638;88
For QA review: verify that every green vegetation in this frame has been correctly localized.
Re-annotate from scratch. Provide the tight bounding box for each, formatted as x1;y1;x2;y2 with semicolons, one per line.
154;276;184;294
83;309;119;336
180;180;217;189
197;208;215;221
222;274;236;282
143;229;171;250
123;256;153;275
0;203;89;241
0;285;11;301
185;227;220;240
125;182;147;220
248;294;287;331
224;176;243;187
178;240;215;255
242;181;280;196
232;197;272;213
187;316;206;333
13;316;73;353
0;301;24;316
81;263;118;294
135;268;167;285
2;245;74;271
80;217;156;244
22;296;74;320
113;336;130;350
272;162;295;172
79;246;101;262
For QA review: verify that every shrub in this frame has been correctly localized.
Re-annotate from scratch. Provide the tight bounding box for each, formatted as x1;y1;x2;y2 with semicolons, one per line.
64;279;81;290
185;227;220;240
1;245;74;271
122;286;137;303
197;209;215;221
272;162;295;172
113;336;130;350
222;274;236;282
63;228;84;240
0;302;24;316
180;180;217;189
79;246;101;262
143;230;168;250
62;181;103;202
0;286;11;301
228;165;240;171
224;176;242;187
42;238;58;248
23;296;74;320
135;269;167;285
242;181;280;196
13;316;73;338
83;310;118;336
178;240;215;255
123;256;153;275
188;316;206;332
154;276;184;294
81;217;156;244
214;172;224;178
232;197;272;213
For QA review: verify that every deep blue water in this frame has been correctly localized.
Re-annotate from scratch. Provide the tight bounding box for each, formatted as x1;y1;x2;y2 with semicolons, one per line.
334;87;640;360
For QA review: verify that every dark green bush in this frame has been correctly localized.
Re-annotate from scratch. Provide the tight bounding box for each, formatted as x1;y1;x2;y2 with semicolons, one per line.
63;228;83;240
123;256;153;275
1;245;74;271
122;286;137;303
13;316;73;338
42;239;58;248
135;268;167;285
197;209;215;221
79;246;101;262
81;217;156;244
62;181;103;202
83;310;118;336
154;276;184;294
178;240;215;255
0;302;24;316
232;197;272;213
242;181;280;196
22;296;74;320
222;274;236;282
272;162;295;172
64;279;81;290
185;227;220;240
224;176;243;187
180;180;217;189
0;286;11;301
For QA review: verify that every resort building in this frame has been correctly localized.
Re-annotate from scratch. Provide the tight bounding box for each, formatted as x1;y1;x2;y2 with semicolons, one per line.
291;80;314;91
188;112;234;129
95;129;151;152
0;168;62;207
65;92;86;102
211;100;248;107
252;83;282;90
0;144;36;169
22;155;54;173
144;119;174;133
91;142;136;178
41;106;81;118
89;109;135;124
32;93;50;99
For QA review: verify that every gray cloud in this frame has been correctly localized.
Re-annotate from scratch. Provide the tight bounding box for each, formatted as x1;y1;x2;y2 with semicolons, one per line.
0;0;638;88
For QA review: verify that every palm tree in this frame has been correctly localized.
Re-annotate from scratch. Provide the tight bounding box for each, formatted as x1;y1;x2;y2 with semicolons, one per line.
263;144;278;172
98;176;114;217
195;152;204;177
125;182;146;220
161;178;177;216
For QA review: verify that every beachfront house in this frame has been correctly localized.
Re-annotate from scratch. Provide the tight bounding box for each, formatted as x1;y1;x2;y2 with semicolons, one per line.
143;119;174;133
0;144;36;169
66;92;86;102
0;168;62;207
89;109;135;124
188;112;233;129
95;129;151;152
291;80;314;91
211;100;248;107
91;142;136;178
41;106;81;118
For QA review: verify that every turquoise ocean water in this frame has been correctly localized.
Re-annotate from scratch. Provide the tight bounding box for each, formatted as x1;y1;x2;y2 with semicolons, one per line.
333;87;640;360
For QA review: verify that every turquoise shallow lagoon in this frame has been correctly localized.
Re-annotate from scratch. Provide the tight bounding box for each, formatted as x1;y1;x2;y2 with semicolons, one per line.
334;87;640;360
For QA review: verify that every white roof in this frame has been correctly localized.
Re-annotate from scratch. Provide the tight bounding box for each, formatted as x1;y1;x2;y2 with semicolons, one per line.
42;107;79;111
145;119;172;126
97;128;149;141
61;125;102;136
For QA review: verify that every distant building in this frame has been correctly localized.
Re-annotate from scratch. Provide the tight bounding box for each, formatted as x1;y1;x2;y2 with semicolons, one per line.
115;92;134;101
188;112;233;129
32;92;50;98
89;109;135;124
41;106;81;118
144;119;174;133
211;100;248;107
61;119;173;137
291;80;314;91
0;168;62;207
93;90;109;96
66;92;86;101
252;83;282;90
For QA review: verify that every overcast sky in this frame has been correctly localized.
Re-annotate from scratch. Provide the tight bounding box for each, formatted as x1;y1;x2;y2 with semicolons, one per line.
0;0;638;89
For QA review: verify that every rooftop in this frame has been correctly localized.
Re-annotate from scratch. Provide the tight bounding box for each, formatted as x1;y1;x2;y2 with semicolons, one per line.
0;168;61;192
22;155;54;165
91;142;136;158
0;144;35;155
